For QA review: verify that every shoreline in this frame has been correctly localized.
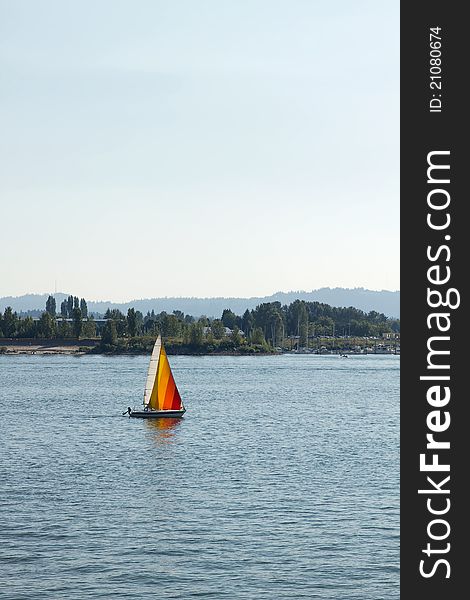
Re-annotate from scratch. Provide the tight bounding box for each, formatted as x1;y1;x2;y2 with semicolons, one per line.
0;345;398;357
0;344;88;355
0;343;277;357
0;338;399;357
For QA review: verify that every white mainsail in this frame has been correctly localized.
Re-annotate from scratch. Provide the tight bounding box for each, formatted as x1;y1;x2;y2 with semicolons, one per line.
143;335;161;406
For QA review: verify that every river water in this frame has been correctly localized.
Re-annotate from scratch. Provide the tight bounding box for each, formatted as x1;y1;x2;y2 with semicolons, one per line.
0;354;399;599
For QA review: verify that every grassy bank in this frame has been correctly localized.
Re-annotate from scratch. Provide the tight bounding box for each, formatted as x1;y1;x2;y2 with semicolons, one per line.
0;335;399;356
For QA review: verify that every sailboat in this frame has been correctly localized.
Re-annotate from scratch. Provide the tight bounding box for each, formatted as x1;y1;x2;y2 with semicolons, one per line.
126;335;186;418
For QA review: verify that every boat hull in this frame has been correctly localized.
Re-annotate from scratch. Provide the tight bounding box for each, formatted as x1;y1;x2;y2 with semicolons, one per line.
129;409;186;419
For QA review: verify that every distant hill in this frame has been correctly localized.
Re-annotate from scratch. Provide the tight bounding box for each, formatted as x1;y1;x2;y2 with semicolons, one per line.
0;288;400;318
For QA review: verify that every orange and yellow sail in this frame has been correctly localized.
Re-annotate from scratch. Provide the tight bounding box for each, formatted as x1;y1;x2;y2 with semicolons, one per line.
144;336;183;411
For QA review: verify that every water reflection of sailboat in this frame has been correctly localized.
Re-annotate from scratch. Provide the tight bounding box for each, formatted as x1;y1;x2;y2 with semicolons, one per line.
125;335;186;419
146;417;182;432
144;417;182;444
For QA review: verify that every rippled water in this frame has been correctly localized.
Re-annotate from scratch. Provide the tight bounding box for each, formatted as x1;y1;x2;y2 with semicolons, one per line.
0;354;399;599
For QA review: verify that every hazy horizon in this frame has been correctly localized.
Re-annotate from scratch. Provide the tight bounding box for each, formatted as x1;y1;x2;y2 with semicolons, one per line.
1;286;400;305
1;1;399;300
0;287;400;319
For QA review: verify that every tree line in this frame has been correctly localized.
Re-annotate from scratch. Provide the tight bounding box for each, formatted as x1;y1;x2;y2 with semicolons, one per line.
1;295;399;350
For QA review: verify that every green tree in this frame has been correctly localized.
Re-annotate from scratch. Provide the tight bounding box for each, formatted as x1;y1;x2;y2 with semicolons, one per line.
72;307;82;338
58;318;72;338
252;302;282;341
101;320;118;345
104;309;127;336
80;298;88;318
267;306;284;347
221;309;237;329
73;296;79;310
241;309;254;336
182;323;191;345
2;307;18;337
251;327;266;346
135;311;144;335
211;319;225;340
45;295;56;316
18;316;37;338
231;325;242;345
127;308;138;337
298;302;308;347
189;322;204;347
161;313;182;338
60;300;68;318
315;316;335;337
126;308;144;337
37;312;56;338
144;312;157;334
81;316;96;338
67;295;74;318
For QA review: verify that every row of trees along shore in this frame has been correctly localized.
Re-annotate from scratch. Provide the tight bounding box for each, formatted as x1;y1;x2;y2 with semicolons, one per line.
0;295;399;354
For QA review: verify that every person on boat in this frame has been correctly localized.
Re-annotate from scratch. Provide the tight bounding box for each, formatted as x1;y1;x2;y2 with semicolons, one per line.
127;407;132;415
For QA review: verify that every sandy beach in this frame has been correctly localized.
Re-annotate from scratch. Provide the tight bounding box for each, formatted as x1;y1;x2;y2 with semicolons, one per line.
0;340;97;355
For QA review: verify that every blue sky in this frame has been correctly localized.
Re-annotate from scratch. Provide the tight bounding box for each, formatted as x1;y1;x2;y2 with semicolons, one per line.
0;1;399;302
